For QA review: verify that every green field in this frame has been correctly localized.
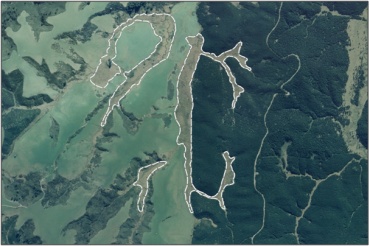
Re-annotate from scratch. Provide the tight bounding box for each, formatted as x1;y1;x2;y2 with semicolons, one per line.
115;21;161;72
1;1;367;245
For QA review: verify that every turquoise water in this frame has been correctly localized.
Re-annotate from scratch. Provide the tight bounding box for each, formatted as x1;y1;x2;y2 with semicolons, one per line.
8;186;96;244
122;60;173;118
5;2;108;73
114;21;161;72
2;2;202;244
2;82;99;176
142;2;202;244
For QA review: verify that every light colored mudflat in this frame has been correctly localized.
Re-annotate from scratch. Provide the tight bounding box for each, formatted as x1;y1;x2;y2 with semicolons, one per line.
338;7;368;159
90;11;252;214
202;41;252;109
174;34;204;213
90;55;121;88
318;5;368;159
141;3;201;243
133;161;168;212
90;15;164;88
94;13;176;127
174;32;252;213
214;151;236;209
193;151;236;211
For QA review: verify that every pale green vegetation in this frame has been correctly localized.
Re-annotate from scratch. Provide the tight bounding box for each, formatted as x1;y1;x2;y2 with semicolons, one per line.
2;1;201;244
3;52;58;98
115;21;161;72
142;2;202;243
134;161;167;211
90;14;115;33
122;60;174;119
2;82;100;177
3;186;95;244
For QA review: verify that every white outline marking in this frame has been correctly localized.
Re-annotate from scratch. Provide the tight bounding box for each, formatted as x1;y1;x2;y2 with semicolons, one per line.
89;14;165;88
174;34;203;213
89;13;177;127
133;161;168;212
201;40;252;109
90;12;252;214
191;151;236;211
174;33;250;213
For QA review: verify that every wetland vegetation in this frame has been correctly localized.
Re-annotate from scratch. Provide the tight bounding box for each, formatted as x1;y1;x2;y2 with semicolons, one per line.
1;1;367;245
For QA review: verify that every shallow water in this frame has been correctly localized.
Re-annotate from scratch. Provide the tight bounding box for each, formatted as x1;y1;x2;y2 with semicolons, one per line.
8;186;95;244
2;82;99;176
115;21;161;72
142;2;201;244
2;2;201;244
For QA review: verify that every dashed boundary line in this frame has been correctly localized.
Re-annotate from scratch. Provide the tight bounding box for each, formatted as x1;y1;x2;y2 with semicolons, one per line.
100;14;176;127
89;13;166;88
133;161;168;212
217;151;236;209
88;13;176;127
192;151;236;210
90;12;251;214
200;37;252;109
174;33;251;213
174;34;202;214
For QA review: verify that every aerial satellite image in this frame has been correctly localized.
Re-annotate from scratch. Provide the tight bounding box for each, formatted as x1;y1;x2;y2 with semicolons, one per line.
1;1;368;244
